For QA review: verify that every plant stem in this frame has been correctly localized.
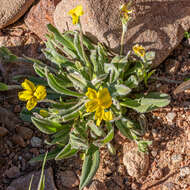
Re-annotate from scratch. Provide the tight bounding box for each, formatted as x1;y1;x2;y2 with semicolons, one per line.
120;24;127;55
39;99;58;104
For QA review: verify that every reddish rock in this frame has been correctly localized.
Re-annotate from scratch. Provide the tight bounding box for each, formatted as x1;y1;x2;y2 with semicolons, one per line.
57;170;79;188
123;142;149;179
0;0;35;29
0;127;8;137
24;0;61;41
12;135;26;147
54;0;190;67
7;168;57;190
16;126;33;140
84;180;107;190
5;166;20;179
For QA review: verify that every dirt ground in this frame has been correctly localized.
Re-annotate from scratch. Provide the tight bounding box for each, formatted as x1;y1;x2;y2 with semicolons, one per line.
0;20;190;190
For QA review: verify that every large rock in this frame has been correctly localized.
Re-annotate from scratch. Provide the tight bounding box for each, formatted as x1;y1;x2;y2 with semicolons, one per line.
25;0;61;41
0;0;35;29
123;142;149;179
7;168;57;190
54;0;190;67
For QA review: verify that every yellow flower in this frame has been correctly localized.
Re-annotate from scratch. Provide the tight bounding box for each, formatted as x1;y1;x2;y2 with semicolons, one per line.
18;79;46;111
120;4;133;21
133;44;146;57
85;88;113;126
68;5;84;25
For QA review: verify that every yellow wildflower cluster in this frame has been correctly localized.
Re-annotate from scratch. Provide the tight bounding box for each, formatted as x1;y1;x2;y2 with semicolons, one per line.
120;4;133;21
133;44;146;57
18;79;46;111
68;5;84;25
85;88;113;126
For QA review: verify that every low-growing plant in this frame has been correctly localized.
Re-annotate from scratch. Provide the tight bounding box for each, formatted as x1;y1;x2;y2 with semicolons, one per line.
0;3;170;189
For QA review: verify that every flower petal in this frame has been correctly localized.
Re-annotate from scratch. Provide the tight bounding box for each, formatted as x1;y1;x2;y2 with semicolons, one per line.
133;44;145;57
103;110;113;121
95;106;104;126
34;85;47;100
21;79;36;92
85;88;98;100
68;5;83;25
18;90;33;101
85;100;99;112
26;97;37;111
98;88;112;109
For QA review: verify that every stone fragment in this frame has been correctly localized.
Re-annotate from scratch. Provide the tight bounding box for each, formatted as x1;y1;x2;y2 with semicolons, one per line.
180;166;190;178
7;168;57;190
12;135;26;147
25;0;61;41
123;143;149;179
54;0;190;67
31;136;42;147
0;0;35;29
152;168;163;180
163;182;177;190
16;126;33;140
171;154;183;164
84;180;107;190
165;59;180;75
0;127;8;137
166;112;176;123
58;170;79;188
5;166;20;179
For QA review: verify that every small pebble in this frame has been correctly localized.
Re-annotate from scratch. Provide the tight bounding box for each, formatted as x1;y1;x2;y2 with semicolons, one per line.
171;154;183;164
31;137;42;147
5;166;20;179
152;168;163;180
0;127;8;137
180;166;190;178
166;112;176;123
12;135;26;147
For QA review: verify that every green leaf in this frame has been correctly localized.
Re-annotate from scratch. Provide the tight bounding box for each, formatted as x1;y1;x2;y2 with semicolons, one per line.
33;63;46;78
115;84;131;96
101;123;114;144
29;148;62;163
115;120;134;140
125;75;139;89
55;144;78;160
87;120;104;137
107;142;116;155
31;116;63;134
0;47;18;62
74;31;84;62
70;133;88;150
20;107;44;122
0;82;8;91
45;68;84;97
145;51;155;61
37;152;48;190
137;140;152;152
79;144;100;190
121;92;170;113
104;63;119;83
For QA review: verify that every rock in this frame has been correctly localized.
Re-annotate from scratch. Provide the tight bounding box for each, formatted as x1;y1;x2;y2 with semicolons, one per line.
54;0;190;67
180;166;190;178
165;59;180;75
163;182;176;190
0;36;8;46
166;112;176;123
0;127;8;137
12;135;26;147
57;170;79;188
24;0;61;41
0;0;35;29
123;143;149;179
84;180;107;190
152;168;163;180
7;168;57;190
16;126;33;140
171;154;183;164
5;166;20;179
13;105;22;113
131;182;140;190
31;136;42;147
